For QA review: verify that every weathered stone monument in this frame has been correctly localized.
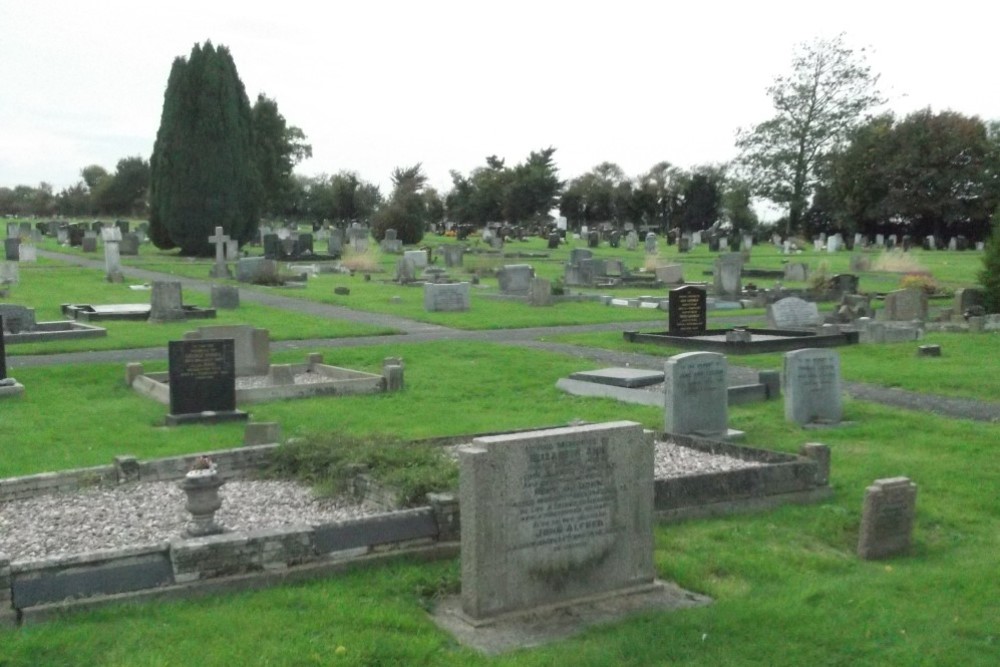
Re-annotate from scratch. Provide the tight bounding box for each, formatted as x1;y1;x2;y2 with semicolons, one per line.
881;288;928;321
644;232;657;254
527;277;553;307
149;281;187;322
766;297;821;329
654;264;684;285
457;421;659;621
857;477;917;560
424;282;470;312
664;352;737;439
210;284;240;309
713;253;743;298
496;264;534;295
208;227;234;279
783;348;842;426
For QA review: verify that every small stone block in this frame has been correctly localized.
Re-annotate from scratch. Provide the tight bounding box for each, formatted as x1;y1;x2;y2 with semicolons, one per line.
917;344;941;357
268;364;296;385
568;367;665;388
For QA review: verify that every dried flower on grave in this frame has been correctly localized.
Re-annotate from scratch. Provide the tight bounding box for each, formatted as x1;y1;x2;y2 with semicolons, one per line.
190;456;214;471
899;272;940;295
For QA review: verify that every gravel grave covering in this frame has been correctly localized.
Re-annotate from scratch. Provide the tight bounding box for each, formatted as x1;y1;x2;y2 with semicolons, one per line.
1;442;764;564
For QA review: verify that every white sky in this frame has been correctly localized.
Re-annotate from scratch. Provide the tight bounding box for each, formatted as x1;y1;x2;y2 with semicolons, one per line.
2;0;998;199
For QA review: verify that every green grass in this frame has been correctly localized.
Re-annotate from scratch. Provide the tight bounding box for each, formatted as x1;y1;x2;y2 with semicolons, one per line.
543;330;1000;403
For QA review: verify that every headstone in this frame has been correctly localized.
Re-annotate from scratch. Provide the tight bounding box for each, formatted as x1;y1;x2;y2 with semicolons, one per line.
857;477;917;560
625;231;639;251
784;262;808;282
547;233;560;250
783;348;842;426
103;236;123;282
68;227;85;247
766;297;821;329
236;257;278;284
668;285;706;335
225;239;239;260
404;250;428;270
953;287;984;315
81;236;97;252
976;241;985;252
875;234;885;246
655;264;684;285
4;223;15;238
183;325;270;376
149;281;186;321
677;237;690;253
18;222;31;236
101;226;122;243
0;262;19;286
4;239;19;261
57;227;70;245
115;220;130;235
490;234;504;251
496;264;534;295
882;288;928;321
458;421;656;620
691;231;702;246
119;233;140;256
262;234;283;260
208;227;233;278
783;240;793;255
608;230;621;248
663;352;729;438
849;254;870;272
0;304;36;333
210;285;240;309
17;244;36;263
293;233;314;257
713;253;743;298
924;235;935;251
328;228;344;257
587;230;600;248
719;237;729;251
527;277;553;307
424;282;470;312
441;245;464;268
395;257;416;284
166;339;246;425
742;235;753;251
644;233;657;254
830;273;859;295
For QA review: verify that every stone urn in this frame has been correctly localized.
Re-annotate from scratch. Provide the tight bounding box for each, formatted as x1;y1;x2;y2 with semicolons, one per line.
180;468;225;537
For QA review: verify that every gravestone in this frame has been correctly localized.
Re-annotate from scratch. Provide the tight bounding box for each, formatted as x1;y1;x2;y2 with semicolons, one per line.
587;230;600;248
766;297;821;329
528;277;553;306
677;236;691;253
236;257;278;284
328;229;344;257
208;227;233;278
293;233;314;257
625;231;639;251
0;304;36;333
119;233;140;256
547;233;560;250
0;314;6;380
149;281;186;322
262;234;283;260
654;264;684;285
668;285;706;335
210;285;240;309
404;250;428;270
166;338;247;426
0;262;18;286
719;237;729;251
496;264;534;295
849;254;870;272
424;282;470;312
183;324;270;376
441;245;464;268
783;348;842;426
103;234;123;283
569;248;592;265
4;223;15;238
395;257;416;284
115;220;130;235
663;352;730;438
69;227;85;247
784;263;808;282
857;477;917;560
742;235;753;251
4;239;19;261
608;230;621;248
953;287;983;315
644;233;657;254
17;245;36;262
57;227;70;244
882;288;927;321
81;236;98;252
490;234;504;251
691;231;702;246
380;228;403;253
458;421;657;620
830;273;859;296
713;253;743;298
225;239;238;261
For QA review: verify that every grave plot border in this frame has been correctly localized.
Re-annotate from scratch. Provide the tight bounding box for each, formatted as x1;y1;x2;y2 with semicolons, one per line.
623;328;858;354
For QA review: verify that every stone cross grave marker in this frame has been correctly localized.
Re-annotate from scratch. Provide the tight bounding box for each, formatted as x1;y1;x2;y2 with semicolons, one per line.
857;477;917;560
165;338;247;426
668;285;706;335
208;227;233;278
783;348;842;425
664;351;730;438
457;421;657;620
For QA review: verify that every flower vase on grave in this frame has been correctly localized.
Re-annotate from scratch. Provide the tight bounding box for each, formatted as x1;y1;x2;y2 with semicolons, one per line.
180;460;225;536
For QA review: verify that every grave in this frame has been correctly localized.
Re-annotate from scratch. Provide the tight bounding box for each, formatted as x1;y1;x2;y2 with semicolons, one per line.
164;338;248;426
644;233;657;254
4;239;19;261
0;314;25;397
527;277;553;307
17;245;36;263
380;229;403;254
81;236;98;252
857;477;917;560
668;285;707;335
404;250;428;270
210;285;240;309
149;282;217;322
664;352;742;440
568;367;665;388
208;227;234;279
881;288;928;321
713;253;743;297
441;245;464;268
625;231;639;251
119;233;140;256
766;297;821;329
783;348;842;426
424;282;470;312
451;421;676;632
128;325;397;406
236;257;279;284
496;264;534;295
0;262;18;286
654;264;684;285
1;304;106;344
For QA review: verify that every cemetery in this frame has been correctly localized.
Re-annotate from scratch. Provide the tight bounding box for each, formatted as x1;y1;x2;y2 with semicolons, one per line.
2;223;999;661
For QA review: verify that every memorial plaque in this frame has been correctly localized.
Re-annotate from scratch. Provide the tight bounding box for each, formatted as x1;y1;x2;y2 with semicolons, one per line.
459;421;655;620
783;348;842;425
167;339;237;416
858;477;918;560
668;285;706;335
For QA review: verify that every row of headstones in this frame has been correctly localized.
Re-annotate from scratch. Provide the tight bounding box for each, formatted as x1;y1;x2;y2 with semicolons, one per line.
664;348;843;437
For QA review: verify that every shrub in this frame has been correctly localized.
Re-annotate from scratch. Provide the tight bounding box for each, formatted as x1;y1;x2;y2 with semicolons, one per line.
899;272;940;295
873;249;927;273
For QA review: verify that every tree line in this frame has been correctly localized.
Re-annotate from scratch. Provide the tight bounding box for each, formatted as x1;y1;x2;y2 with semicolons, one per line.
3;36;999;253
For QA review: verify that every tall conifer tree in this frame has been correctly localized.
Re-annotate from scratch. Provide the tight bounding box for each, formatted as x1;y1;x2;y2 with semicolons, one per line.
149;42;259;255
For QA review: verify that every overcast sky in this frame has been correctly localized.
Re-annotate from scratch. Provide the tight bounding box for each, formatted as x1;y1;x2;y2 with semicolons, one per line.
2;0;998;200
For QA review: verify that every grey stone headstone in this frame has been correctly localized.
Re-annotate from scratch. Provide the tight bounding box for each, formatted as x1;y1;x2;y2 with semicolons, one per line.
16;244;36;262
528;277;553;307
766;297;821;329
236;257;278;284
882;288;927;321
404;250;427;269
210;284;240;309
81;236;97;252
496;264;534;295
857;477;917;560
441;245;464;268
104;240;123;281
395;257;416;284
119;233;140;256
654;264;684;285
4;238;19;261
458;421;655;620
149;281;186;321
783;348;842;426
183;324;270;376
423;282;470;312
713;253;743;297
0;262;19;286
953;288;984;315
0;304;37;333
625;231;639;251
664;352;728;437
644;233;657;254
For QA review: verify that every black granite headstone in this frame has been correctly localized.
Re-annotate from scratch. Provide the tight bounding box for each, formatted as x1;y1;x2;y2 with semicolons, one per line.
4;238;19;261
69;227;85;247
547;233;560;249
294;233;314;256
668;285;707;335
167;339;245;424
115;220;130;234
262;234;283;260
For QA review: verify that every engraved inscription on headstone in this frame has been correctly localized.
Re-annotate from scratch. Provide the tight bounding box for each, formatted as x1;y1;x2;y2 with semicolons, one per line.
858;477;917;560
664;351;728;436
167;339;237;417
783;348;842;425
766;297;821;329
668;285;707;335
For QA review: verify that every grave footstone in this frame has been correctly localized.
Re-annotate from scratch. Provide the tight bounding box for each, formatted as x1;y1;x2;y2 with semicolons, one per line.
857;477;917;560
668;285;706;335
165;338;247;426
766;297;821;329
663;351;731;438
783;348;842;426
457;421;657;621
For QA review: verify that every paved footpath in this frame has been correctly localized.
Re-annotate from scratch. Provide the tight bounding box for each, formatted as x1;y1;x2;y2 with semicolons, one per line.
12;249;999;423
